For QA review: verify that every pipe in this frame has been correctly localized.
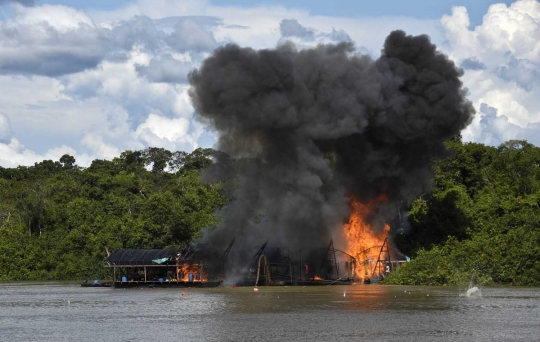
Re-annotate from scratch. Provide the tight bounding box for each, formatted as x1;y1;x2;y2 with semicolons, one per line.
255;254;268;286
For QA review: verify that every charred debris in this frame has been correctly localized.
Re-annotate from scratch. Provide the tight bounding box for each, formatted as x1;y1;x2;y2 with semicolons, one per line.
104;238;406;288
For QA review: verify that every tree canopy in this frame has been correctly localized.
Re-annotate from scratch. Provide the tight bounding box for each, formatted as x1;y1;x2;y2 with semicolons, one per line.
387;138;540;286
0;147;225;281
1;140;539;286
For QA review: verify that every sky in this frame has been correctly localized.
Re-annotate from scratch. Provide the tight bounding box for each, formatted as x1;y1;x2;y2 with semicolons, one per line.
0;0;538;167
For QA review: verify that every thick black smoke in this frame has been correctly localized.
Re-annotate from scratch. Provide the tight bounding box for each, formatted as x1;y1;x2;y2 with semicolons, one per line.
189;30;474;251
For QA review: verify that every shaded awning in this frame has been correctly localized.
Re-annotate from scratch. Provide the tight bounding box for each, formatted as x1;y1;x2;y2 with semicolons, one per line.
107;249;178;266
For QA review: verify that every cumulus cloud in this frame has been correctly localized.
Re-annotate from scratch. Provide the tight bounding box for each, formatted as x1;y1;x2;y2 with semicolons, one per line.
0;51;201;167
165;19;218;52
60;51;194;127
0;139;41;168
0;5;105;76
328;28;352;43
135;54;194;83
280;19;315;40
0;5;217;77
135;113;198;151
497;56;540;91
9;0;526;169
460;57;486;70
76;110;200;161
441;0;540;144
154;16;222;31
0;137;95;169
278;18;352;46
0;112;12;143
442;1;540;64
0;1;446;168
475;103;540;146
81;134;122;160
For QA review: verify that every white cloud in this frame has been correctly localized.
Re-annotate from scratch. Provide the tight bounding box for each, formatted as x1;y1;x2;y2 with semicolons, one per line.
165;19;217;52
0;4;107;76
4;0;538;168
0;112;12;143
81;134;121;160
280;18;315;40
467;103;540;146
441;0;540;146
277;19;352;48
0;138;41;168
135;113;197;151
0;137;96;168
88;0;210;24
0;4;220;78
135;54;195;83
11;3;95;31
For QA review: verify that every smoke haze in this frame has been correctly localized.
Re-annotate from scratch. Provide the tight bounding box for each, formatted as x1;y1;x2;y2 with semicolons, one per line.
189;30;474;250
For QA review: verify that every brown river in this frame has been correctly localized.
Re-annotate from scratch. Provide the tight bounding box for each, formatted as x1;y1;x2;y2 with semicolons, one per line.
1;283;539;341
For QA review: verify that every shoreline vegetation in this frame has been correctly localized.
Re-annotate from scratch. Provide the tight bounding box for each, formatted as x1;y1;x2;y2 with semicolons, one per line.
0;148;225;281
385;137;540;286
1;138;539;286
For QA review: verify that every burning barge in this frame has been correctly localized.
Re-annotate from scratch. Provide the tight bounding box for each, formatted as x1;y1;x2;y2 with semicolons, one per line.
104;237;407;288
100;196;410;289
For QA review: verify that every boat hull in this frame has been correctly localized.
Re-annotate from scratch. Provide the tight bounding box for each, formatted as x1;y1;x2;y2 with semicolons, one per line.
294;279;355;286
112;281;223;289
80;283;112;288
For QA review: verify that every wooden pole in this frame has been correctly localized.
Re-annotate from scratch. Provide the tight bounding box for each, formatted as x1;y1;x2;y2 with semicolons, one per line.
299;249;303;279
144;267;147;283
332;241;338;279
372;238;387;279
289;249;293;284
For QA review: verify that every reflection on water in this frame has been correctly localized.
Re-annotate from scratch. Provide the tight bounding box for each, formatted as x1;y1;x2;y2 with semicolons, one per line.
0;283;539;341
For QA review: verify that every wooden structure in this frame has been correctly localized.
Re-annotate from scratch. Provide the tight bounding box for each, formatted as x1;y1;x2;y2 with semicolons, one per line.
103;237;406;288
106;249;223;288
358;237;408;283
294;239;356;286
234;240;356;286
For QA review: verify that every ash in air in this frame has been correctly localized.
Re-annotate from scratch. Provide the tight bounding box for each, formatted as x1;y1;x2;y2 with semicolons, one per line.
189;30;474;250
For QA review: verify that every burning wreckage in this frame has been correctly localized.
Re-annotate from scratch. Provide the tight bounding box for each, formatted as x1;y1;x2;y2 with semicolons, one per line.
106;195;409;288
105;29;473;288
106;236;407;288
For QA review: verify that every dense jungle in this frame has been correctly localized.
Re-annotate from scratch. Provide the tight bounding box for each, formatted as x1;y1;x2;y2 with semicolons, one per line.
0;138;539;286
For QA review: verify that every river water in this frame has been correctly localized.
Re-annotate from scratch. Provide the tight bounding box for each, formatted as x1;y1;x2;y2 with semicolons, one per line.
1;283;539;341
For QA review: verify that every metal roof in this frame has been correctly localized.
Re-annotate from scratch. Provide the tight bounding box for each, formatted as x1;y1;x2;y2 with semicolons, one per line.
107;249;178;266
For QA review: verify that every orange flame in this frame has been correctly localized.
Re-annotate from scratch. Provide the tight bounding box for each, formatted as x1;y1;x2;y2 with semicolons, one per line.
176;262;207;282
343;195;390;282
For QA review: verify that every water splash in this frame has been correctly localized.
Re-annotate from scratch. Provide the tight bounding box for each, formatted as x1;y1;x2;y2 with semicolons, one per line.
466;286;482;297
465;270;482;297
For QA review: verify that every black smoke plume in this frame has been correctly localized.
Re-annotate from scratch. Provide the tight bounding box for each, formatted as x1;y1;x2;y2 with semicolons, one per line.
189;30;474;251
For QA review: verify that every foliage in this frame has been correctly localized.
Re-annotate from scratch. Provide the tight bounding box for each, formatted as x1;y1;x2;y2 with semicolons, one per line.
2;138;540;286
387;139;540;286
0;148;225;281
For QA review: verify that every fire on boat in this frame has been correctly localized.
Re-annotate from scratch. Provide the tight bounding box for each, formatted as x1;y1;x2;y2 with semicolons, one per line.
102;195;408;288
